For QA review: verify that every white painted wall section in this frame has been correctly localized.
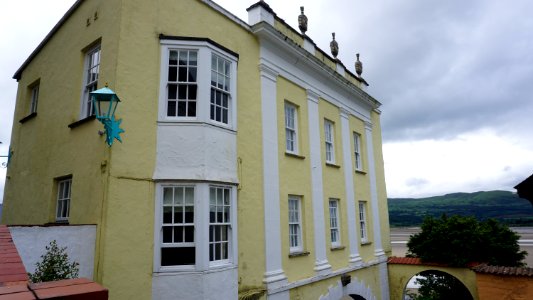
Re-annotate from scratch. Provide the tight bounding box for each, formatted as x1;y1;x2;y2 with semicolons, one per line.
306;89;331;275
152;267;238;300
153;124;238;183
9;225;96;280
259;63;287;288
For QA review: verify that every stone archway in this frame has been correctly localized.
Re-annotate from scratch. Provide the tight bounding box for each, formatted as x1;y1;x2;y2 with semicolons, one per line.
319;277;377;300
403;270;473;300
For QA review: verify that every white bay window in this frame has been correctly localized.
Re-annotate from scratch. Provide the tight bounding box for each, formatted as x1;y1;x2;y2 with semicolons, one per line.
159;38;238;129
155;182;237;272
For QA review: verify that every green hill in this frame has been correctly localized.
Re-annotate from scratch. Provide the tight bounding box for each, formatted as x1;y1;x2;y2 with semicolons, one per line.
388;190;533;227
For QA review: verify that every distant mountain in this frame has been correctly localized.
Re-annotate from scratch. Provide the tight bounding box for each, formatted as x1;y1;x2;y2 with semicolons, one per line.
0;203;2;222
388;190;533;227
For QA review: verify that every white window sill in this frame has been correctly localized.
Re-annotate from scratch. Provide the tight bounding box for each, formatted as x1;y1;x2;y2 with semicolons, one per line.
325;162;341;168
285;152;306;159
157;120;236;132
154;264;237;275
288;250;310;258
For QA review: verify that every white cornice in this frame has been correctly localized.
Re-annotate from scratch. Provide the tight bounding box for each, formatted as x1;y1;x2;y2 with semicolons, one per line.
251;22;382;110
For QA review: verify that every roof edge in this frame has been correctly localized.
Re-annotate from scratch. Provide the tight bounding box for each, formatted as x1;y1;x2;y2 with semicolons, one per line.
13;0;85;81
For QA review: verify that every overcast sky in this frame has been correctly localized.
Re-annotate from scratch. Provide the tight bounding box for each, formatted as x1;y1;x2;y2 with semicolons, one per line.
1;0;533;201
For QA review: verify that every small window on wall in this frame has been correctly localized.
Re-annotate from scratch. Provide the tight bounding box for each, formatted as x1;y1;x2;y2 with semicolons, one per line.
324;120;335;163
358;201;368;243
81;44;101;118
353;132;363;171
288;195;303;253
329;199;341;247
29;83;39;114
284;102;298;154
56;178;72;222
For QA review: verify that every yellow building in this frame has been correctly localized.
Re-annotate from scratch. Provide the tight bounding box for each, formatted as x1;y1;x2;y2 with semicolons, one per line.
2;0;391;299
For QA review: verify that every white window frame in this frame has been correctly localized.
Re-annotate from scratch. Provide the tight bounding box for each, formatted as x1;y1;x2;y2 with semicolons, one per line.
159;40;238;130
284;102;298;154
154;182;237;272
56;178;72;222
160;185;196;269
166;49;198;119
209;185;232;266
329;199;341;247
210;54;232;125
288;195;303;253
353;132;363;171
29;83;39;114
324;119;335;163
358;201;368;243
80;44;101;119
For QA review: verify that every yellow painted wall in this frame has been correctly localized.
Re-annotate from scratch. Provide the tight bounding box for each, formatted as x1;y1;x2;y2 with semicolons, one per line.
318;99;350;271
276;76;315;281
2;0;123;287
388;264;478;300
274;20;304;47
103;0;264;297
349;115;376;262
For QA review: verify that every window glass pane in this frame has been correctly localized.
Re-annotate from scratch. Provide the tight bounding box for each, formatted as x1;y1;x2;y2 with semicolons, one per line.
189;51;197;66
223;189;230;205
168;84;177;99
163;206;172;223
179;51;187;65
177;101;187;116
188;67;197;82
175;205;183;223
185;206;194;223
163;188;173;205
188;101;196;117
210;205;216;223
184;226;194;242
224;206;230;222
162;226;172;243
174;188;183;205
169;51;178;65
167;101;176;116
185;188;194;205
161;247;195;266
173;226;182;243
188;85;197;100
178;67;187;82
210;187;216;205
168;66;177;81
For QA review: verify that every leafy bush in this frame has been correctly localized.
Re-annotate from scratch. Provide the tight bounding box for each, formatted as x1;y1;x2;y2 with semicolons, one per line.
28;240;80;283
407;215;527;267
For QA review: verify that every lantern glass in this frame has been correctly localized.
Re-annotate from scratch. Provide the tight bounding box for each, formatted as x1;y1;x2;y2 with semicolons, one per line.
95;96;117;120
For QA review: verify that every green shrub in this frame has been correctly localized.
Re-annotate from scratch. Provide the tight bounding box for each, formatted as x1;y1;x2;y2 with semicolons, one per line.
28;240;80;283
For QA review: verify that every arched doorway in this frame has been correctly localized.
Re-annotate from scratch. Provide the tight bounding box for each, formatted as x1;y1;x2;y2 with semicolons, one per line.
403;270;473;300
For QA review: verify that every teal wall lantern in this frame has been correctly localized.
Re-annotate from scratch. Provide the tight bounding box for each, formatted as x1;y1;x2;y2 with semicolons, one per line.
90;84;125;146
